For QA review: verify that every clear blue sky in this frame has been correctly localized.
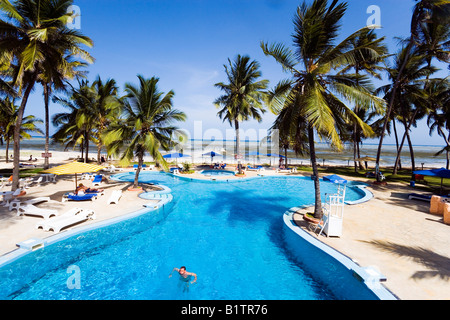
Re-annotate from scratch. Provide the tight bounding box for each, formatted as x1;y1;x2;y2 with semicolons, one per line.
23;0;449;146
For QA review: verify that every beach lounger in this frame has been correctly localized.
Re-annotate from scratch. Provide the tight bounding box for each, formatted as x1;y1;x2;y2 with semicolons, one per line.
92;175;103;187
108;190;122;204
62;193;98;202
17;204;58;220
1;188;24;206
247;166;264;172
408;193;432;202
9;196;51;212
276;168;293;173
36;208;96;233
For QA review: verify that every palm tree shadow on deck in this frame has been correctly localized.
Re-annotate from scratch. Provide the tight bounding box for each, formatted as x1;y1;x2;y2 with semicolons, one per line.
361;240;450;281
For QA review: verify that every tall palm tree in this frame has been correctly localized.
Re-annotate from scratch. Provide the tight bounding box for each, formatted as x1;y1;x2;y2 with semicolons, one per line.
214;54;269;174
103;75;187;188
375;0;450;181
40;56;91;169
337;28;388;172
0;97;43;161
377;46;437;175
0;0;93;190
427;78;450;168
52;79;97;162
83;76;121;163
261;0;384;219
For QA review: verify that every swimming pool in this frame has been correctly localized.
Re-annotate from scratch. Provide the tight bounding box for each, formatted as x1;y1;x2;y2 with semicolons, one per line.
200;170;235;177
0;172;379;300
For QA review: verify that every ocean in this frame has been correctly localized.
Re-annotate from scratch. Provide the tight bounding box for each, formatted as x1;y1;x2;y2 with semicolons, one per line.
1;136;448;169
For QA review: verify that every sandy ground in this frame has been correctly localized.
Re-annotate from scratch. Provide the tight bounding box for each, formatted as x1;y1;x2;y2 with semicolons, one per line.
0;153;449;300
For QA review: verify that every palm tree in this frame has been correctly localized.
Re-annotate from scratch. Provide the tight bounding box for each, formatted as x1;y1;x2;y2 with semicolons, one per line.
377;46;437;175
337;28;388;172
0;98;43;161
261;0;385;219
214;54;269;174
427;78;450;168
375;0;450;181
103;75;187;188
0;0;94;190
85;76;121;163
52;79;97;162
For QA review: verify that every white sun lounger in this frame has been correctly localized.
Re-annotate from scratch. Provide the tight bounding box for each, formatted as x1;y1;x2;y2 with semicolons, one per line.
17;204;58;220
9;196;51;212
36;208;96;233
108;190;122;204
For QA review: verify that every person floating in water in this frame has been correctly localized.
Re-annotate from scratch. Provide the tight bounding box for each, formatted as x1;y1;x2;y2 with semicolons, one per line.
169;266;197;292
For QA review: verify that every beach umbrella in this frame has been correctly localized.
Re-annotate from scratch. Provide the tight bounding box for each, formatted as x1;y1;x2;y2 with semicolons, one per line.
163;153;191;165
42;161;105;191
202;151;222;164
413;167;450;194
323;174;348;184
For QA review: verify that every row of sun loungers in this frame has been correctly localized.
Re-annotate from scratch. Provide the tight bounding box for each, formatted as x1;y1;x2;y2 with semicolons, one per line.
35;208;96;233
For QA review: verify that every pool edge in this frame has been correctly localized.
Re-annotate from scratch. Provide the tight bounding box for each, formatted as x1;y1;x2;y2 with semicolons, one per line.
282;209;398;300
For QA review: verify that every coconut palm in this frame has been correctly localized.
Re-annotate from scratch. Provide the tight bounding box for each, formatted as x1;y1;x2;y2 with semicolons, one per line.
0;97;43;161
52;79;97;161
377;46;438;175
375;0;450;180
103;75;187;188
214;54;269;174
427;78;450;168
0;0;94;190
337;28;388;172
261;0;385;219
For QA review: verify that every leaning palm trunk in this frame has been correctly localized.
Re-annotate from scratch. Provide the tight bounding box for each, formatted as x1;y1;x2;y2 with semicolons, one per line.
12;77;37;191
235;119;243;174
133;151;144;188
393;109;419;175
43;84;51;169
308;125;322;219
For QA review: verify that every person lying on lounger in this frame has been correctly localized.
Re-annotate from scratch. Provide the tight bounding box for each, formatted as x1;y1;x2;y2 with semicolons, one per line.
76;183;104;195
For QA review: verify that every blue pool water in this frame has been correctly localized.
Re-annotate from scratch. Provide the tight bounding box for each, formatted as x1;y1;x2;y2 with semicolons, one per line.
200;170;235;177
0;173;368;300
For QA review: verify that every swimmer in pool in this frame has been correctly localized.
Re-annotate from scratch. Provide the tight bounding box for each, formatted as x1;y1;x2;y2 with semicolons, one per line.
169;266;197;292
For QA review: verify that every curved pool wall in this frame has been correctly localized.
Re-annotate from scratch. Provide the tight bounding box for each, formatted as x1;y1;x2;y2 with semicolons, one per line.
0;193;175;270
283;210;397;300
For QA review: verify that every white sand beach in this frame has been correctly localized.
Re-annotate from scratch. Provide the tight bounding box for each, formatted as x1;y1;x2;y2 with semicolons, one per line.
0;150;449;300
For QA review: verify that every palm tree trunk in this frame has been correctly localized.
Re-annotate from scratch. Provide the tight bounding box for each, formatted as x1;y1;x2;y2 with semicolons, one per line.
12;76;37;191
97;143;102;164
5;138;10;163
308;125;322;219
353;125;358;173
393;109;419;175
235;119;242;174
85;131;89;163
393;120;402;171
406;127;416;177
43;84;50;169
376;40;415;181
134;152;143;188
